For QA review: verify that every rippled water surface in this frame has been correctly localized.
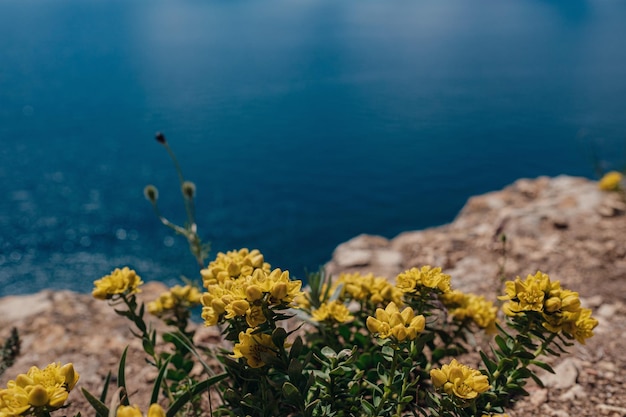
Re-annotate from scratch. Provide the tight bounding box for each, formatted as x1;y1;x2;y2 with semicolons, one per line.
1;0;626;295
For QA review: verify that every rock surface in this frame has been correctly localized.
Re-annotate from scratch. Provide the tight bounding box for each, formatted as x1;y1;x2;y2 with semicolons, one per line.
1;175;625;416
327;175;626;417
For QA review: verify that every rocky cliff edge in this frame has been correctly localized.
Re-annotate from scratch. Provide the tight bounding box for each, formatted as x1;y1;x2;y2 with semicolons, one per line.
1;175;625;416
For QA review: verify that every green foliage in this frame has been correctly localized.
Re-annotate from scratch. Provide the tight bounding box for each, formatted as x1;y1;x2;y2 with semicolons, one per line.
75;135;598;417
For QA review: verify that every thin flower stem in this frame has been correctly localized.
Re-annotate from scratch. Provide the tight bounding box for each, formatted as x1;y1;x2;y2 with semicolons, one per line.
533;332;557;358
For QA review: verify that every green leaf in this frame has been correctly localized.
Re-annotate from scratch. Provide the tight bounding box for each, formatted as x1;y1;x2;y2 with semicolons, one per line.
381;345;394;360
282;381;302;404
516;350;536;360
494;335;510;354
117;346;129;405
272;327;288;347
321;346;337;360
432;347;446;363
81;387;110;417
289;336;304;360
162;332;176;344
288;358;304;383
529;371;546;388
151;355;172;404
480;351;497;375
530;360;555;374
99;372;111;403
142;336;155;357
361;399;376;414
166;373;228;417
305;399;320;417
499;357;517;373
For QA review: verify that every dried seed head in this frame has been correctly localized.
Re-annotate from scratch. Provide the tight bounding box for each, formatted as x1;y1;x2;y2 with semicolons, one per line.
155;132;167;144
144;185;159;202
182;181;196;199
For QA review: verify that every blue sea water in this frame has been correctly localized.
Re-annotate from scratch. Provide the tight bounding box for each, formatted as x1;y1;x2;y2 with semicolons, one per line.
1;0;626;296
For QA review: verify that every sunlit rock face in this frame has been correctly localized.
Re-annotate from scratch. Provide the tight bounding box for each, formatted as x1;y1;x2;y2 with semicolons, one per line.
326;175;626;298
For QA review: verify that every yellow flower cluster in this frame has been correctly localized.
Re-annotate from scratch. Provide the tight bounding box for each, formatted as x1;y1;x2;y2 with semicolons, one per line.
332;272;403;306
366;302;426;342
200;248;270;287
440;290;498;333
598;171;623;191
232;328;278;368
311;300;354;323
92;267;143;300
396;266;452;294
147;284;202;316
201;267;303;327
430;359;490;401
116;404;166;417
0;363;79;417
498;271;598;344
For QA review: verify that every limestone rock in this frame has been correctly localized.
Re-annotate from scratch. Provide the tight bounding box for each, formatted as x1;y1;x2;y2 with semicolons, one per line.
326;175;626;302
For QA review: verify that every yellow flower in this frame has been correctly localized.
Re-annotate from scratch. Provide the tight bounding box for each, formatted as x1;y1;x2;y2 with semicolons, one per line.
430;359;490;401
116;404;166;417
293;292;311;309
92;267;143;300
117;405;143;417
395;266;452;294
500;271;598;343
147;284;202;317
564;307;599;345
232;328;278;368
201;266;302;328
200;248;270;287
225;299;250;319
245;305;267;327
498;271;554;314
0;362;79;415
440;291;498;333
0;386;30;416
334;272;404;306
599;171;623;191
366;302;426;342
311;300;354;323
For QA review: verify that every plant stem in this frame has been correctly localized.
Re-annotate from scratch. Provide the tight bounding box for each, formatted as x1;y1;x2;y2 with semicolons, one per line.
374;346;400;416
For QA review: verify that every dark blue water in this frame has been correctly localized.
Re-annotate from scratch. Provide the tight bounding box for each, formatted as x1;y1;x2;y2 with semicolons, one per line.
2;0;626;296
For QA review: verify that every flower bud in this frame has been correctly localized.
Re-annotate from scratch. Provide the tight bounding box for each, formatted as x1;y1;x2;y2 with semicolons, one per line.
271;283;288;301
246;285;264;302
430;369;447;388
211;298;227;314
560;291;581;312
143;185;159;203
28;385;49;407
227;262;241;277
117;405;143;417
544;297;562;313
155;132;167;144
182;181;196;199
15;374;34;388
228;300;250;317
59;363;79;390
148;404;166;417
